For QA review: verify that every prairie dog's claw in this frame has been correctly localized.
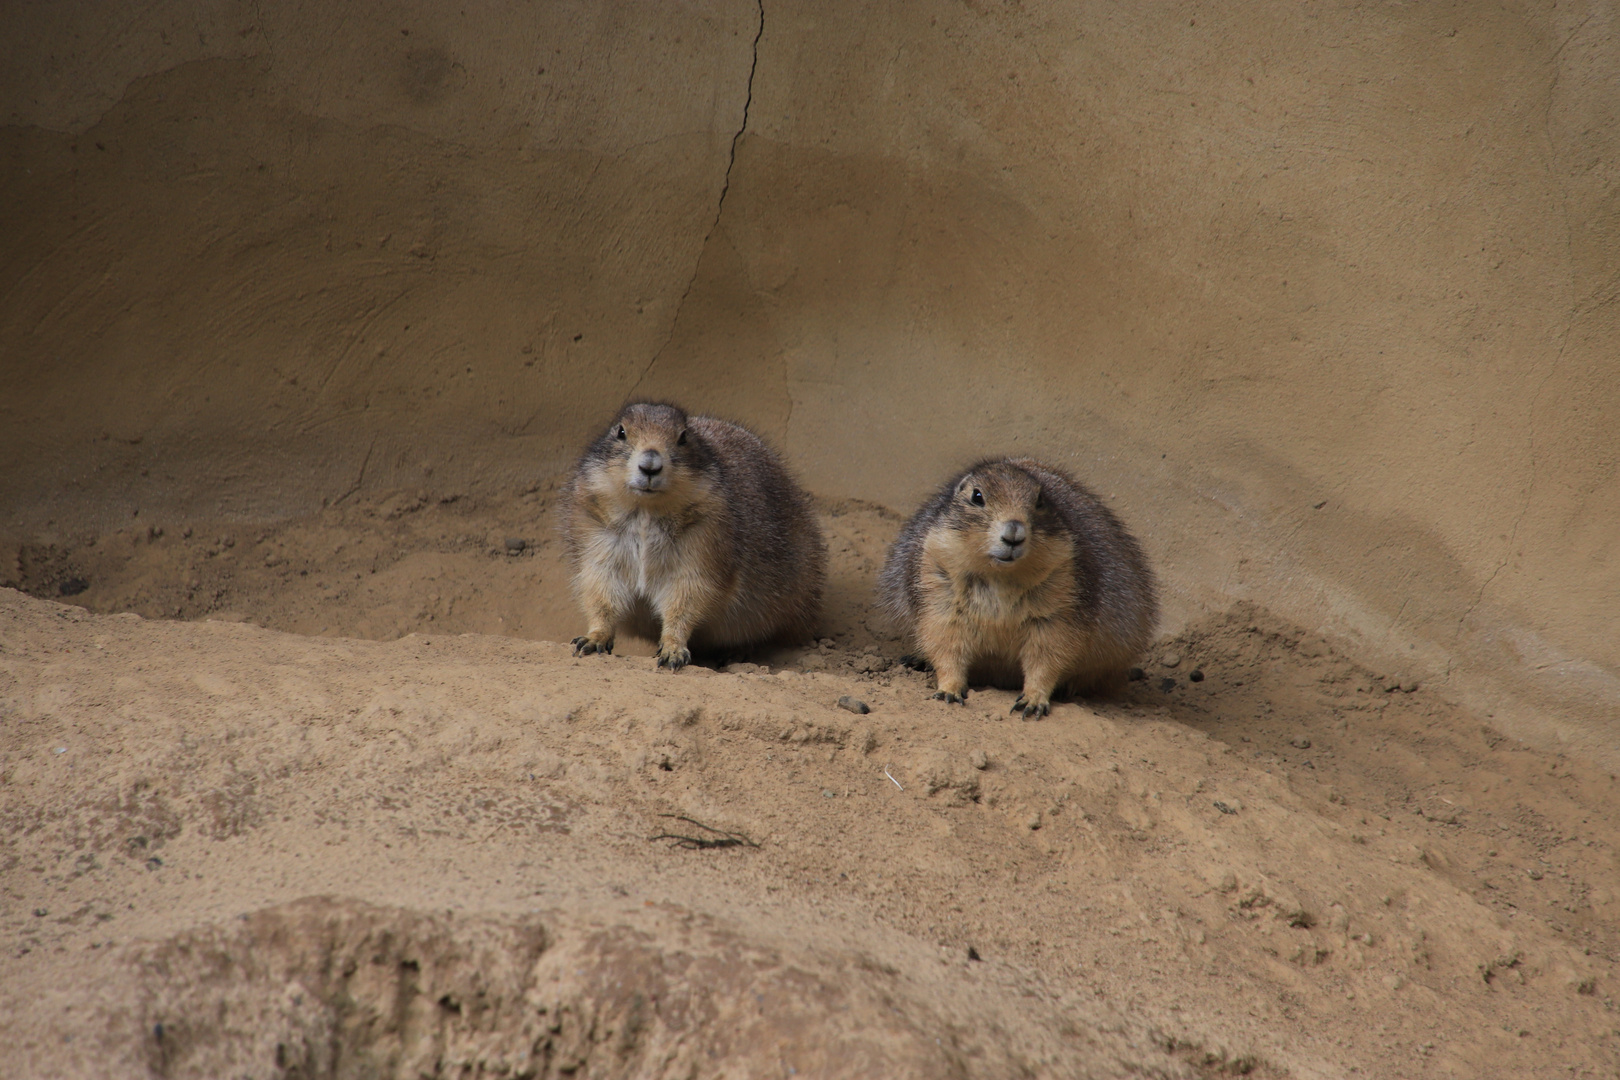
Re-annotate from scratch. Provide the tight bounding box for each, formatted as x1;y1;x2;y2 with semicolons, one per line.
573;635;613;656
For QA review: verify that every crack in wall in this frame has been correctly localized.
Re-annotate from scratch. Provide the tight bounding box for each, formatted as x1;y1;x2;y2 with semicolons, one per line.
1450;33;1588;678
331;437;377;506
630;0;765;400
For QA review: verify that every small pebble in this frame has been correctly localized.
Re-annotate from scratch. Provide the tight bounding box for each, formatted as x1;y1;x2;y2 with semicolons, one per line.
969;749;989;770
1189;669;1205;682
1527;868;1543;881
33;908;47;918
504;537;527;554
967;946;982;961
1161;652;1181;668
822;789;836;799
1027;814;1042;830
1158;677;1176;692
837;696;870;715
1291;737;1311;749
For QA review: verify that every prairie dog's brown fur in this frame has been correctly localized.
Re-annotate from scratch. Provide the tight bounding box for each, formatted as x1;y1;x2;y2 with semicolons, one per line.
878;458;1157;717
560;402;826;669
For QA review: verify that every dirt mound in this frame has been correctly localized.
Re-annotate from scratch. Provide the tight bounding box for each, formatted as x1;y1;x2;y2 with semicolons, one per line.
18;895;1185;1080
3;587;1615;1077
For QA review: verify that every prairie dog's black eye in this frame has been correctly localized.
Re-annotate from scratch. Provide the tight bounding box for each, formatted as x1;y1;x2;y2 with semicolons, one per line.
677;430;687;446
1035;493;1044;509
615;425;627;440
970;488;985;507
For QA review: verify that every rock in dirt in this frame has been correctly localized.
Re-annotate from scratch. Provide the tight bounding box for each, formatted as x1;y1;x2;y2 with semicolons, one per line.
837;695;870;715
1161;652;1182;668
1291;737;1312;749
504;537;527;554
969;749;989;770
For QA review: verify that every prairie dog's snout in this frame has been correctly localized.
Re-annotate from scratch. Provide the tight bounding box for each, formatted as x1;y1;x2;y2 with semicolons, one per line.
633;447;665;490
991;517;1027;562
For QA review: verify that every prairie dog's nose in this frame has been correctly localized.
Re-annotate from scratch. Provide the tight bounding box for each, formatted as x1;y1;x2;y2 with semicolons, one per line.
1000;520;1027;546
638;449;664;476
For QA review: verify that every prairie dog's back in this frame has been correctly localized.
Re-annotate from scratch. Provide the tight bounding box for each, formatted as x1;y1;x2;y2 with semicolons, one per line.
688;415;826;645
1007;457;1157;664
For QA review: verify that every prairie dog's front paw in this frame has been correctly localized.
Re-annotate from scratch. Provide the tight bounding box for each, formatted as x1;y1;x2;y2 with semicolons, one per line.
572;633;614;656
932;689;967;705
1011;694;1051;719
656;644;691;671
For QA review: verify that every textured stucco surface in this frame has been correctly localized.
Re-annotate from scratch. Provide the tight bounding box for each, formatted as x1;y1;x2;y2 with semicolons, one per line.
2;0;1616;760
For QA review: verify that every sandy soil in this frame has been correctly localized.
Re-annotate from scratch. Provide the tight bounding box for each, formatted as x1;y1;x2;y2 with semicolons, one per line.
3;489;1617;1077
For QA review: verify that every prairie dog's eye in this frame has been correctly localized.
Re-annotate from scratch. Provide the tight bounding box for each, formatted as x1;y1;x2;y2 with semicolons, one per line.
615;425;627;440
1035;493;1044;509
677;430;687;446
970;488;985;507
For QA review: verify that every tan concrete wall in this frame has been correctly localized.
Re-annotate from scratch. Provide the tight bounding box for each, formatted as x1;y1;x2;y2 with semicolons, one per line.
2;1;1616;760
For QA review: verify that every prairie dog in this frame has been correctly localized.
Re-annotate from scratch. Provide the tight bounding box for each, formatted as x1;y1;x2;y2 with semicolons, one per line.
878;458;1157;717
560;402;826;669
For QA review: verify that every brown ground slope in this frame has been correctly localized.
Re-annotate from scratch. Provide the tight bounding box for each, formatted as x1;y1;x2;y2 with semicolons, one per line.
3;496;1619;1076
2;1;1618;1077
